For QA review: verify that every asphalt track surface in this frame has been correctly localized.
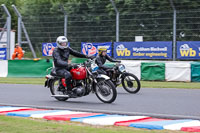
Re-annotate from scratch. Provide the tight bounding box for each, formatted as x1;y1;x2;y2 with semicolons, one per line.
0;84;200;120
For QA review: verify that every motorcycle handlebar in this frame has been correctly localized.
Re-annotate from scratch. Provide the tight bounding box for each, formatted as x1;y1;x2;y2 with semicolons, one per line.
83;58;94;66
115;62;121;66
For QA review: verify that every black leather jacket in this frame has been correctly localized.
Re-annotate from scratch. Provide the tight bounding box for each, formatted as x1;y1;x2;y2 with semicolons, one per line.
95;54;119;70
52;47;87;70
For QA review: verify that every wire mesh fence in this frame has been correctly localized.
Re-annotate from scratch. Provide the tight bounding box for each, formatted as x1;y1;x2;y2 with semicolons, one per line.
0;8;5;27
19;1;116;52
67;14;116;51
5;0;200;57
119;11;173;42
64;1;116;51
0;7;7;45
18;4;64;52
176;10;200;41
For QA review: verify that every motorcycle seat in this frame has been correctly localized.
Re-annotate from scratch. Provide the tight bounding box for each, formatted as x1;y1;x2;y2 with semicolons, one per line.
50;68;57;76
50;68;62;78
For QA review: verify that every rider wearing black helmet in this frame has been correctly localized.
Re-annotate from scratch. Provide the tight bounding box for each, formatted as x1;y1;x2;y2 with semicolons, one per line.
52;36;94;91
95;47;121;75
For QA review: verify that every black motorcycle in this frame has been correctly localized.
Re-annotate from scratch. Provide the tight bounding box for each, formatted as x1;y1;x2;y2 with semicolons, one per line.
100;62;141;94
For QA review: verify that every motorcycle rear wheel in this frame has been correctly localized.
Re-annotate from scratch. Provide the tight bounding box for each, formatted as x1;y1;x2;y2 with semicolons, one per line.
95;79;117;103
122;73;141;94
50;79;68;101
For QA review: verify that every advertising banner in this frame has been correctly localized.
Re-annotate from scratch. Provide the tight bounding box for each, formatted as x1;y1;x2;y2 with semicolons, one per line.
177;41;200;59
81;42;112;56
0;48;7;60
114;41;172;59
42;42;70;56
42;42;57;56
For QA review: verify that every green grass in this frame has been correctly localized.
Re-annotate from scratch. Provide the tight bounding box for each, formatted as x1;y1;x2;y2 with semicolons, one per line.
24;51;74;60
0;77;200;89
0;77;46;85
140;81;200;89
0;116;186;133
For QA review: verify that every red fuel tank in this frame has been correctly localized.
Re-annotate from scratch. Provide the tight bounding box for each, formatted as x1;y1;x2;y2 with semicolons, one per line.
70;66;87;80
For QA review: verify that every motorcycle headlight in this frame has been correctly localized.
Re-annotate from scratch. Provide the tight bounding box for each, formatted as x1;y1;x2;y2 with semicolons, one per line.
118;64;126;72
91;63;99;72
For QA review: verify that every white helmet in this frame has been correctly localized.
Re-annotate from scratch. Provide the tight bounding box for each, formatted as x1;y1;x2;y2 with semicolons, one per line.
56;36;68;49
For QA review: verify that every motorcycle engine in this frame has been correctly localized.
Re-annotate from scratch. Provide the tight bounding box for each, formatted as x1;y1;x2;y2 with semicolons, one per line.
72;86;86;97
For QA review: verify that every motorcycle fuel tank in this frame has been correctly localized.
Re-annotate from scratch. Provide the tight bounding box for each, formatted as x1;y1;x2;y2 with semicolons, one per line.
70;66;87;80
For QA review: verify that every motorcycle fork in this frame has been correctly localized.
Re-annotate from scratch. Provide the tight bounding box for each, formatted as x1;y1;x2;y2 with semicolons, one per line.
84;78;92;95
108;71;116;82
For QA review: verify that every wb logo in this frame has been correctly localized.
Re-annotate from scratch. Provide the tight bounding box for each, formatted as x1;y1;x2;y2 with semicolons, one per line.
180;44;196;57
116;44;130;56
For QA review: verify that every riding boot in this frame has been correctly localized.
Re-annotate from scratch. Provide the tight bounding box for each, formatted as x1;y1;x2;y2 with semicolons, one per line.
65;80;76;97
65;79;72;91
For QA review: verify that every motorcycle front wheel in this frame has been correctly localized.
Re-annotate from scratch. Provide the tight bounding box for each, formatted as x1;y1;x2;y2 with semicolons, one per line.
50;78;68;101
122;73;141;94
95;79;117;103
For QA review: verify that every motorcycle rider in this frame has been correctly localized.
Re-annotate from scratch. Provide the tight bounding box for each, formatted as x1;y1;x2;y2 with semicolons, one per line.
95;47;121;75
52;36;94;92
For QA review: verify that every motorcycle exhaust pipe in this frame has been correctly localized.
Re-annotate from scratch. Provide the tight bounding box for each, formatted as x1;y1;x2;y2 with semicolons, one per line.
51;95;69;98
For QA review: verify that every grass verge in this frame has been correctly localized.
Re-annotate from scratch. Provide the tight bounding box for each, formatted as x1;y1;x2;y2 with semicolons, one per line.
140;81;200;89
0;77;46;85
0;77;200;89
0;115;185;133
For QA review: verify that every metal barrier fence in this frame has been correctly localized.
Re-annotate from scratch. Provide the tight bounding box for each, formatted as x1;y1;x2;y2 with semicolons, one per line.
21;5;65;52
1;0;200;60
176;10;200;41
119;11;173;42
18;2;116;52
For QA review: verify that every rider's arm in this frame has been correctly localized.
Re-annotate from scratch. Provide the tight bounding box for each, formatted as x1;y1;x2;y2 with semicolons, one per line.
106;55;120;62
95;57;111;70
69;47;87;58
53;50;68;67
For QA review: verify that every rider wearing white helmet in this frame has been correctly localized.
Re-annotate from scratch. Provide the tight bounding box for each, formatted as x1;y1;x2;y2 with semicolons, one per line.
53;36;94;92
56;36;69;49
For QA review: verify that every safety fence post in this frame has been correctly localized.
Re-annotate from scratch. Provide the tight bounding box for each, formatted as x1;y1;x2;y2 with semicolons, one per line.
1;4;11;59
110;0;119;42
169;0;176;61
12;4;37;58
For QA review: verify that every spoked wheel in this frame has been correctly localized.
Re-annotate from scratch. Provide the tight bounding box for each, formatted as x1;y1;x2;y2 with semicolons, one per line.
95;80;117;103
50;79;68;101
122;73;141;94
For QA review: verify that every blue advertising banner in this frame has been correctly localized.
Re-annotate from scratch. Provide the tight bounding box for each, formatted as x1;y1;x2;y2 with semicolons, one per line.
177;41;200;59
114;41;172;59
81;42;112;56
0;48;7;60
42;42;70;56
42;42;57;56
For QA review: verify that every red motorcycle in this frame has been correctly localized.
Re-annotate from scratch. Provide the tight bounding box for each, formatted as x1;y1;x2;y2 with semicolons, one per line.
45;59;117;103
